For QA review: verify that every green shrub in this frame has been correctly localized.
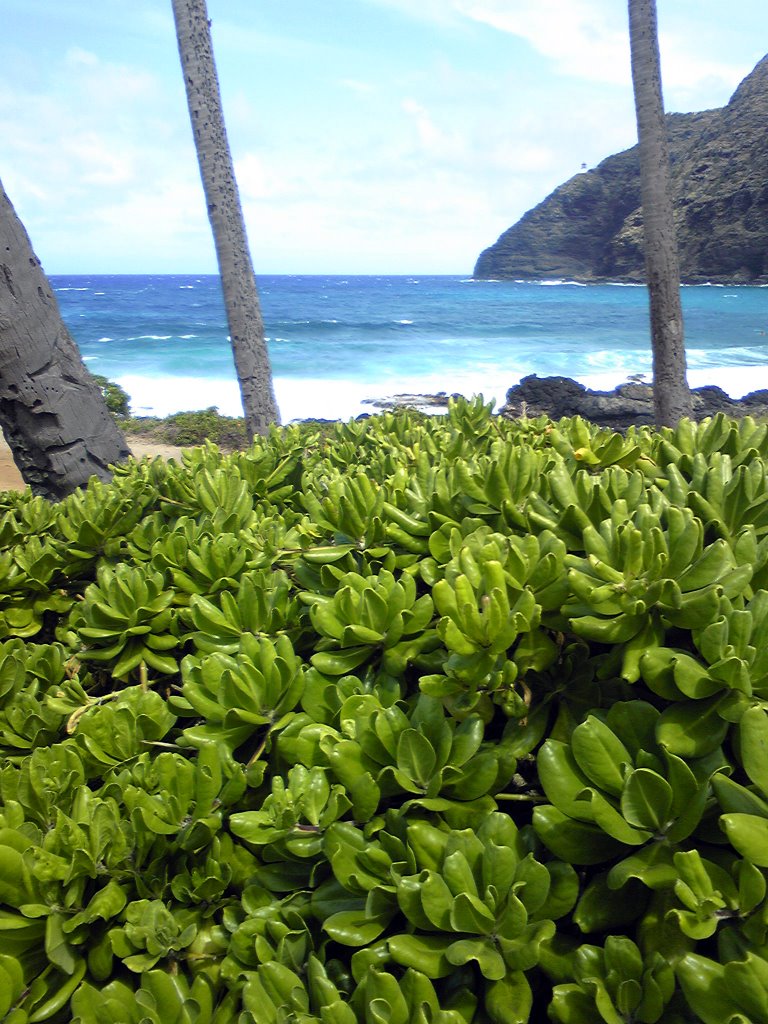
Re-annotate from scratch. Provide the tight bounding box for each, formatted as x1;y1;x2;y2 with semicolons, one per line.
122;406;248;449
90;374;131;417
4;399;768;1021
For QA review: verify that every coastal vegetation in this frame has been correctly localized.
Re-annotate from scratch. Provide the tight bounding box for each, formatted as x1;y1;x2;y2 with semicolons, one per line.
1;397;768;1020
122;406;249;450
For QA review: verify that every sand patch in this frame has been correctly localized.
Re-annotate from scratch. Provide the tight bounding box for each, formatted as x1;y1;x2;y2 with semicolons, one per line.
0;436;186;494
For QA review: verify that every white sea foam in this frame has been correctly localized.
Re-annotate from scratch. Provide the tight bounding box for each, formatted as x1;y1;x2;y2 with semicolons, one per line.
537;280;588;287
126;335;174;341
576;366;768;399
115;362;768;424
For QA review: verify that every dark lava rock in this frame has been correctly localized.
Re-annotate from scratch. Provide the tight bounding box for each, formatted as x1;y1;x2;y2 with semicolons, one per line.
499;374;762;431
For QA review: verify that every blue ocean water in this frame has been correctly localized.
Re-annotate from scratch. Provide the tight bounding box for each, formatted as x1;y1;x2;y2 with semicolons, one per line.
51;275;768;422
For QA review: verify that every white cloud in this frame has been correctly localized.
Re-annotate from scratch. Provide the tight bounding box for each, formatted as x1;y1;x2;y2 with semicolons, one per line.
339;78;375;96
65;47;99;67
656;41;751;110
454;0;630;84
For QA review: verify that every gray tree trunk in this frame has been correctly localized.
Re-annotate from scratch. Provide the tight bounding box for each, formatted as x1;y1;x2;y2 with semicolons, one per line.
171;0;280;438
628;0;693;427
0;178;130;500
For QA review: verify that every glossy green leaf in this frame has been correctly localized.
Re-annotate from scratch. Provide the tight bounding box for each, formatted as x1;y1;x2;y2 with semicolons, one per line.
571;715;631;796
533;806;625;865
739;705;768;796
620;769;673;831
397;729;437;785
388;934;453;978
655;696;729;757
720;813;768;866
484;971;533;1024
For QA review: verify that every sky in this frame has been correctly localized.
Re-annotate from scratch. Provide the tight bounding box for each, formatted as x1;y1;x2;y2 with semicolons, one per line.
2;0;767;275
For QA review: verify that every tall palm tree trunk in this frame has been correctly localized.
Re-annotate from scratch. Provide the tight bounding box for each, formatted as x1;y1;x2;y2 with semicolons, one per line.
0;178;130;500
628;0;692;426
171;0;280;438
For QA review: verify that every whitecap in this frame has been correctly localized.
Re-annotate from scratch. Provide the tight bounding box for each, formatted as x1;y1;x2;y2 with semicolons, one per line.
537;279;588;287
96;337;112;343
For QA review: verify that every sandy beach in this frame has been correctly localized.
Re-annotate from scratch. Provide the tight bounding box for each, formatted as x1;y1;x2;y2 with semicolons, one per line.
0;437;186;494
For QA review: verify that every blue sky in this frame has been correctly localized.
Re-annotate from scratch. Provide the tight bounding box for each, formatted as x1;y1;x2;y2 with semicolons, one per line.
2;0;766;274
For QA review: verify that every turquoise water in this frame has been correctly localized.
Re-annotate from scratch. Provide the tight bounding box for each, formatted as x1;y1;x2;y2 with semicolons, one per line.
52;275;768;422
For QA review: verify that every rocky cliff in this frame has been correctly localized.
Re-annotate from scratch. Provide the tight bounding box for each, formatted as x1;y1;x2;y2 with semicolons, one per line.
474;55;768;284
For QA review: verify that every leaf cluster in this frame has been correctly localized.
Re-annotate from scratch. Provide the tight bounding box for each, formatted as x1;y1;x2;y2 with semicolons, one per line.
3;401;768;1020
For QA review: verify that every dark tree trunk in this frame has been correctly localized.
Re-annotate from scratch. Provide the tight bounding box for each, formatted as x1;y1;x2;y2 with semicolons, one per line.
0;178;130;500
628;0;693;426
171;0;280;438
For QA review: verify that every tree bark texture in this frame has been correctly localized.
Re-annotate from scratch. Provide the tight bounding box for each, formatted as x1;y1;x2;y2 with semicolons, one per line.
172;0;280;438
0;179;130;500
628;0;693;426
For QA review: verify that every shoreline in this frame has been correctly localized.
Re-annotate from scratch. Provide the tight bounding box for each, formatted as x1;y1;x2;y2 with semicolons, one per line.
5;364;768;494
114;365;768;425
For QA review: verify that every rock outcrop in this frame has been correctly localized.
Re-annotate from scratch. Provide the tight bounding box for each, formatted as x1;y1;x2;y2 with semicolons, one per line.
475;55;768;284
500;374;768;431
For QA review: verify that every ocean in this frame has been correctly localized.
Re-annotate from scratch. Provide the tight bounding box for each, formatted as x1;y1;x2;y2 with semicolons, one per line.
51;274;768;423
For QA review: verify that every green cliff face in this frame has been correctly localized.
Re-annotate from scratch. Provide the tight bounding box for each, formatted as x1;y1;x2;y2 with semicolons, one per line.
475;55;768;284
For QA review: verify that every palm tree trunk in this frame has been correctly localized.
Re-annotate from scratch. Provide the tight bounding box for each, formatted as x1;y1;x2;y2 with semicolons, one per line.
171;0;280;438
0;178;130;500
628;0;693;426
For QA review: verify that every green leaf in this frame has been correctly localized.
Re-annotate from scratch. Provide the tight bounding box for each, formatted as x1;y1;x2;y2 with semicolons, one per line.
364;970;409;1024
537;741;593;821
388;934;453;978
397;729;437;786
739;705;768;797
655;696;729;757
620;769;673;831
0;846;36;907
676;953;744;1024
573;874;648;933
720;814;768;867
323;908;391;946
571;716;632;796
533;806;626;865
549;985;602;1024
446;937;506;980
45;912;78;975
484;971;533;1024
449;891;496;934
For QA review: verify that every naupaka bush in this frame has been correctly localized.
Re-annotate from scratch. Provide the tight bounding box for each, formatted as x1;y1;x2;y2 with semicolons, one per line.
2;399;768;1021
